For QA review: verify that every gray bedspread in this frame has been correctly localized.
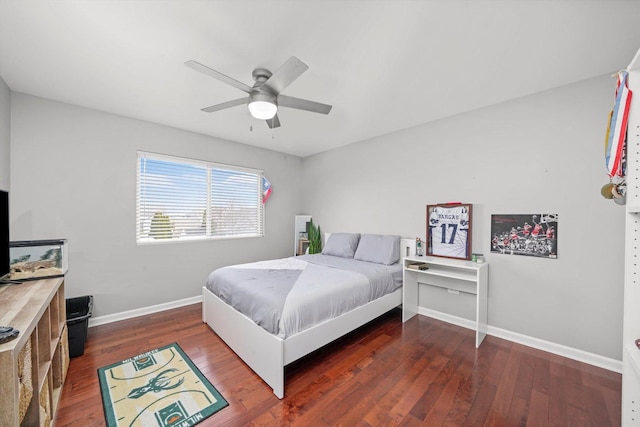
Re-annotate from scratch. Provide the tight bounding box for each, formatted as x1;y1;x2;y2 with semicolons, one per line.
206;254;402;338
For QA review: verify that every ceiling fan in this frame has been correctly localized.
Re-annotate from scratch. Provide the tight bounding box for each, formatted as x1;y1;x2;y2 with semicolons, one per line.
185;56;332;129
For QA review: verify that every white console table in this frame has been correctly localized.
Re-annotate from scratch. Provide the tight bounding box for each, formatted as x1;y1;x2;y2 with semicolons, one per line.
402;255;489;347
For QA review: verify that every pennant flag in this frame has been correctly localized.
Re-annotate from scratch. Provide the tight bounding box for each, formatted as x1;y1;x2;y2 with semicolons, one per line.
605;70;632;178
262;176;272;204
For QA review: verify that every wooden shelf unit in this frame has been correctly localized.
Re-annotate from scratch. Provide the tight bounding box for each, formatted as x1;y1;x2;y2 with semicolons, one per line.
0;277;68;426
402;255;489;347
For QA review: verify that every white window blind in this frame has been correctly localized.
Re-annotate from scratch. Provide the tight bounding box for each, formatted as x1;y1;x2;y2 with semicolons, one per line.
136;152;264;243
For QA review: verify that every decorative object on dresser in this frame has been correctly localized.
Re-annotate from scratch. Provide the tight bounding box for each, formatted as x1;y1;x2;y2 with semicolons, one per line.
0;277;68;426
9;239;68;281
415;237;424;256
426;203;472;260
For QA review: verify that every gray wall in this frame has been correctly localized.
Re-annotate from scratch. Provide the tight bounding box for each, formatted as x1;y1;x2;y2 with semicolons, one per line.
302;75;625;360
0;76;9;191
10;94;303;317
6;75;626;360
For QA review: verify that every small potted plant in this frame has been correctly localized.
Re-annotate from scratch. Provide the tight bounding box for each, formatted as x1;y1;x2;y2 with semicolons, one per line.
307;219;322;254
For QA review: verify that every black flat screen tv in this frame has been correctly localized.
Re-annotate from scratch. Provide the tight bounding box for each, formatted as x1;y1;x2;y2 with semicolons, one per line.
0;190;8;280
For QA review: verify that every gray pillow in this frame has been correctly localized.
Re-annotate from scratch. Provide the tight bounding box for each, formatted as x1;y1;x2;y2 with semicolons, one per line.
354;234;401;265
322;233;361;258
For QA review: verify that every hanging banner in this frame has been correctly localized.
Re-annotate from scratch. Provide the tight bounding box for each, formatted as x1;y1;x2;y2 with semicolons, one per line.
262;176;272;204
605;70;632;178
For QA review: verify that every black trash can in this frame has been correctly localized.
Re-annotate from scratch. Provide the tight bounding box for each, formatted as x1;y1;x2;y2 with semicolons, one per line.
66;295;93;357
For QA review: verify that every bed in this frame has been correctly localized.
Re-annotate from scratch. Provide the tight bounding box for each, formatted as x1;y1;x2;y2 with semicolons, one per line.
202;233;414;398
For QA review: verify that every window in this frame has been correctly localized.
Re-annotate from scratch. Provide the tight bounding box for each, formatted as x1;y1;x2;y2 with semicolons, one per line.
136;152;264;243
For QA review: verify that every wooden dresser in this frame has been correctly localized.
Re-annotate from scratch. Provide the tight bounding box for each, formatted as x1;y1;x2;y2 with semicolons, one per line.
0;277;68;426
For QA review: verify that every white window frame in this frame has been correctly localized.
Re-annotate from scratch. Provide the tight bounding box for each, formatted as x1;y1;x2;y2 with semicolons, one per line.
136;151;265;244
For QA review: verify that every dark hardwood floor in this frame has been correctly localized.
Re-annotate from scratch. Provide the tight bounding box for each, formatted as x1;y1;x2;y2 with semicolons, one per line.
54;303;621;426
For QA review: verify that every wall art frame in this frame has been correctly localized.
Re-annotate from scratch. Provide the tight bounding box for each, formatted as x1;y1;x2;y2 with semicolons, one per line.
426;203;472;260
490;213;557;259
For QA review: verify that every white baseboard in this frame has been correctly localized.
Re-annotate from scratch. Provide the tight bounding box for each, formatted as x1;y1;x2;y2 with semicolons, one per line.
418;307;477;331
418;307;622;374
88;295;203;328
88;299;622;374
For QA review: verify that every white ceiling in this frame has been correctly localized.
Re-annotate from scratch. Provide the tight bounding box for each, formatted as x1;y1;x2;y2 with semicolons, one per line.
1;1;640;158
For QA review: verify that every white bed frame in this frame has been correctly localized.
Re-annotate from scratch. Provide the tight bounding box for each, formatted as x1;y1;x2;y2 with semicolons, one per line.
202;237;415;398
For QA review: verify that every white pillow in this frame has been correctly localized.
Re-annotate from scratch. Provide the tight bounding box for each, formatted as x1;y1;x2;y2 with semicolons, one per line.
354;234;401;265
321;233;361;258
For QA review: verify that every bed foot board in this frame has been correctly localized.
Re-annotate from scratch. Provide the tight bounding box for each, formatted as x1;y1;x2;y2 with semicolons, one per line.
202;287;286;399
202;285;402;400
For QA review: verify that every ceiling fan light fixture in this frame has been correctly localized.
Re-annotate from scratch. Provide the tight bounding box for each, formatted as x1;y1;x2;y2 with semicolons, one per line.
248;93;277;120
248;100;277;120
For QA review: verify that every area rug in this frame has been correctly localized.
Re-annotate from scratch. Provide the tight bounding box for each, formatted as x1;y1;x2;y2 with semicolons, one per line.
98;342;228;427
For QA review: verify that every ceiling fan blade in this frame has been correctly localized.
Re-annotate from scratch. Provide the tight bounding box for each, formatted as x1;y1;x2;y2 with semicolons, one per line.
278;95;332;114
261;56;309;95
185;60;252;94
201;97;247;113
266;114;281;129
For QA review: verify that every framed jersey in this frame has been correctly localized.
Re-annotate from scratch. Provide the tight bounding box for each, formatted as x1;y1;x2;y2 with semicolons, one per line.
426;203;472;260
